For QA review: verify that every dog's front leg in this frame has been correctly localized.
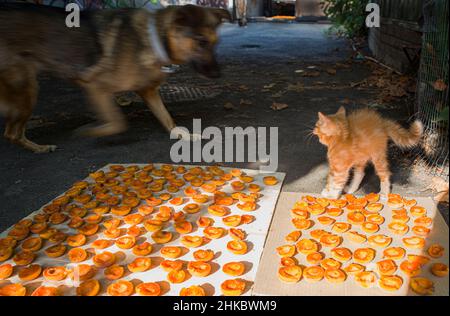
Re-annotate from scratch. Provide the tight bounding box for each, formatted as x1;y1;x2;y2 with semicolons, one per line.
77;86;127;137
138;87;202;141
138;87;176;133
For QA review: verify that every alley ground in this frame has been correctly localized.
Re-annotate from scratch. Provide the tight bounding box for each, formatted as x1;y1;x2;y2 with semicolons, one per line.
0;22;447;231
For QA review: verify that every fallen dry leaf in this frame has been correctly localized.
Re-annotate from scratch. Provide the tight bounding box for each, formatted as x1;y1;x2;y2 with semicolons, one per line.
433;79;448;91
302;71;321;78
263;83;276;89
287;83;304;92
271;102;289;111
224;102;235;110
271;91;285;98
240;99;253;106
335;62;351;69
388;86;407;97
326;68;337;75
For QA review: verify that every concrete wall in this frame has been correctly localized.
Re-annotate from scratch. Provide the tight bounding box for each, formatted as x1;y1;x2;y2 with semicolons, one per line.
296;0;325;18
246;0;264;17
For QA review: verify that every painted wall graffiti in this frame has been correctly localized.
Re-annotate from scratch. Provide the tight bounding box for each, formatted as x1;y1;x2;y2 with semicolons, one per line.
2;0;233;11
196;0;228;9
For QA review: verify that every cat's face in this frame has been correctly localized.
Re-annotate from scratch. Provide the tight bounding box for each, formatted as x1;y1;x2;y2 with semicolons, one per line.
313;107;347;145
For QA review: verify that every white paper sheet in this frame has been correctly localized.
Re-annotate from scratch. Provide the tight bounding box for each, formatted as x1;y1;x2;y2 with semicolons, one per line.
0;164;285;296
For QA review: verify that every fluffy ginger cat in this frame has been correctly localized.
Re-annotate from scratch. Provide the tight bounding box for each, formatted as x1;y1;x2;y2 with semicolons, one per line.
313;107;423;199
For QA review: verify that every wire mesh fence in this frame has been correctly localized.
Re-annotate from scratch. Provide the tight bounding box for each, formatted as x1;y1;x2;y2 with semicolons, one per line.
415;0;449;178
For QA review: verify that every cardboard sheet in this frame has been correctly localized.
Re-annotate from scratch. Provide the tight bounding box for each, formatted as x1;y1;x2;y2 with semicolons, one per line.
0;164;285;296
253;192;449;296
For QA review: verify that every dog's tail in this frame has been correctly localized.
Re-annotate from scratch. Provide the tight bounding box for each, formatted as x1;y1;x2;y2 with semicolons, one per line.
385;119;424;148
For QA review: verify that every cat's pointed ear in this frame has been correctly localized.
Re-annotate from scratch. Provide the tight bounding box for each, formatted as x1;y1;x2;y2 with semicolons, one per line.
337;106;346;116
318;112;329;122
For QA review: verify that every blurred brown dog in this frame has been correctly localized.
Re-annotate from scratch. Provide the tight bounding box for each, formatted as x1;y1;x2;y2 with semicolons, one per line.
0;3;230;152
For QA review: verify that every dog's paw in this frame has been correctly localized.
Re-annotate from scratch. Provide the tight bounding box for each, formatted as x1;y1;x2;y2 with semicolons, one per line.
33;144;57;154
75;122;127;138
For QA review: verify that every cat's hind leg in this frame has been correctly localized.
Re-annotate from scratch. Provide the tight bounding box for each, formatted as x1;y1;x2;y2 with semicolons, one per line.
345;164;366;194
372;153;391;196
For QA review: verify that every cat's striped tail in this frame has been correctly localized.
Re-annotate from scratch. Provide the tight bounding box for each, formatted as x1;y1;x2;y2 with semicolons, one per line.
385;119;424;148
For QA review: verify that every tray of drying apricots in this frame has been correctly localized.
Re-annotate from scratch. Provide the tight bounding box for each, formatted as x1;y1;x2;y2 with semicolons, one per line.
253;192;449;296
0;164;285;296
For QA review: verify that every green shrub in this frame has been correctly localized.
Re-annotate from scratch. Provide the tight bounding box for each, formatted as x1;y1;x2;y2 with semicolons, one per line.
321;0;370;38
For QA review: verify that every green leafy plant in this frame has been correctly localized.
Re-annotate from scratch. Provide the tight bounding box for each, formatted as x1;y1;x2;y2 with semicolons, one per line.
321;0;370;38
436;106;449;123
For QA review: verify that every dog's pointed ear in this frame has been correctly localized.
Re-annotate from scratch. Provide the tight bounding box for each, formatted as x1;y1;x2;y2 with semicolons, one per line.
209;8;232;25
173;6;192;28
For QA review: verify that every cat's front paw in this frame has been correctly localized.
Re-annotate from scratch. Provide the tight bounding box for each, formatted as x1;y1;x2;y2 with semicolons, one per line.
379;182;391;197
344;185;357;194
321;188;341;200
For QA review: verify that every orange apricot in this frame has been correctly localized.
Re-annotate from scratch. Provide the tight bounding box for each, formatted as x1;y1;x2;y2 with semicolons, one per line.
278;266;302;283
136;282;161;296
227;240;248;255
107;280;134;296
160;246;182;259
306;252;324;265
104;265;125;280
174;221;193;234
0;283;26;296
296;239;319;255
31;286;59;296
304;266;325;282
76;279;101;296
161;260;183;272
187;261;212;277
93;251;116;268
167;269;187;284
68;247;88;263
193;249;215;262
180;235;203;248
128;257;152;273
353;248;376;264
204;227;225;239
18;264;42;281
43;266;67;281
133;242;153;256
116;236;136;249
222;262;245;276
0;263;13;280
